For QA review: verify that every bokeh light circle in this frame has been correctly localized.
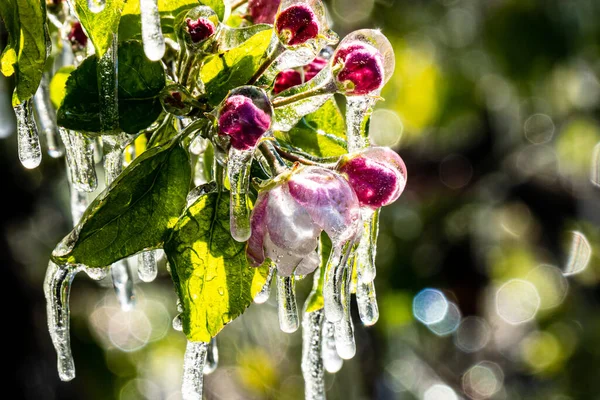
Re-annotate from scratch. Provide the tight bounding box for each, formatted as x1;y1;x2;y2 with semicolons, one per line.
413;289;449;325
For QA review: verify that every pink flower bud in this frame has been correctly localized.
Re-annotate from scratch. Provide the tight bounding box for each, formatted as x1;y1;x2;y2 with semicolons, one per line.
303;56;327;81
273;69;303;94
68;22;88;49
275;4;319;46
248;0;281;24
218;95;272;150
338;147;407;209
333;42;385;95
186;17;216;43
247;167;361;276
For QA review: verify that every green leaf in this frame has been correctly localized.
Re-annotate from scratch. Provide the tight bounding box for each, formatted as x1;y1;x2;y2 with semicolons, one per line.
71;0;126;58
274;99;347;158
56;41;166;134
305;233;331;313
51;140;191;268
200;29;273;106
119;0;226;42
49;66;75;109
0;0;49;106
165;189;270;342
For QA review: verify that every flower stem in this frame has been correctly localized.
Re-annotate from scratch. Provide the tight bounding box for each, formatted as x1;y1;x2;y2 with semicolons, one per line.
272;79;336;108
259;142;287;175
248;39;285;85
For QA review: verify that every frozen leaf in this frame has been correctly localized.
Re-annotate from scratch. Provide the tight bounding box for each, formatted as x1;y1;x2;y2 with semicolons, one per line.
52;140;191;268
275;99;346;157
71;0;127;57
200;30;274;106
165;189;270;342
57;41;166;135
0;0;50;106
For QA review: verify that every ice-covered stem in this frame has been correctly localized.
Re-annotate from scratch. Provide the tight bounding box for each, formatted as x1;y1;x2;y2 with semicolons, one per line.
260;142;288;175
137;250;158;282
302;308;326;400
356;209;379;282
140;0;165;61
44;261;81;382
248;40;286;85
254;263;276;304
271;76;336;108
182;341;208;400
274;145;337;168
204;337;219;375
60;128;97;193
33;74;64;158
323;240;355;323
228;147;253;242
98;35;119;133
345;96;376;152
14;100;42;169
277;274;299;333
334;264;355;359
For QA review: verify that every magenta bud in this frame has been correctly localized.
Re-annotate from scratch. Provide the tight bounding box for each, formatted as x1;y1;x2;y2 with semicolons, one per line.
275;4;319;46
248;0;281;24
218;95;271;150
333;42;385;95
273;69;303;94
303;56;327;81
68;22;88;49
186;17;216;43
338;147;407;209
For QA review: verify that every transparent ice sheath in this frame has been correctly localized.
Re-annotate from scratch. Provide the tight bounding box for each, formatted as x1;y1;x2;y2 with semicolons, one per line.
302;308;326;400
277;275;299;333
182;341;208;400
228;147;253;242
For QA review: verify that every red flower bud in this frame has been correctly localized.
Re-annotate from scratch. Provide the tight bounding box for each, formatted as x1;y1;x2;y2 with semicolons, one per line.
248;0;281;24
338;147;407;209
275;4;319;46
303;56;327;81
273;69;303;94
333;42;385;95
218;95;272;150
68;22;88;49
186;17;216;43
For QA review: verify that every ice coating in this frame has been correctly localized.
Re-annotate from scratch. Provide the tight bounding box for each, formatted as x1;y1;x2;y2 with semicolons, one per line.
186;17;216;43
355;209;379;283
277;275;299;333
45;262;81;381
302;308;326;399
137;250;158;282
141;0;166;61
182;341;208;400
333;42;384;95
60;128;98;193
333;266;355;359
228;147;254;242
33;75;64;158
254;264;275;304
322;319;343;373
247;167;361;277
276;4;320;46
248;0;281;24
338;147;407;209
14;100;42;169
219;95;272;151
356;279;379;326
98;36;119;133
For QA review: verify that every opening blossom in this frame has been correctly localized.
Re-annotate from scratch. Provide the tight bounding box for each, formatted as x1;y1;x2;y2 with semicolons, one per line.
333;42;385;95
275;4;320;46
337;147;407;209
247;167;361;276
218;95;272;150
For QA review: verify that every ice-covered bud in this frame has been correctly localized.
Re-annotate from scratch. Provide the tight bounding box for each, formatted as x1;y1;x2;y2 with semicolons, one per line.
160;85;194;116
68;22;88;49
186;17;216;43
273;69;302;94
218;95;272;150
337;147;407;209
275;4;320;46
333;42;385;95
248;0;281;24
303;56;327;81
247;166;361;276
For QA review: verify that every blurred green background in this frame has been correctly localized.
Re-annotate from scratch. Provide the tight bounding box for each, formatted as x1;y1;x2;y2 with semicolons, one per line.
1;0;600;399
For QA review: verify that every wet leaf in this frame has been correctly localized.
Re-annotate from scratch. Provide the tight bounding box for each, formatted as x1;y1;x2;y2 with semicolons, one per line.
56;41;166;135
71;0;127;58
165;189;270;342
52;140;191;268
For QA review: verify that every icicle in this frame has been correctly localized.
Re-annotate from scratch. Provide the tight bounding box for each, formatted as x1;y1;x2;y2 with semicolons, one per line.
277;275;299;333
44;261;80;382
321;320;343;373
140;0;165;61
60;128;98;193
182;341;208;400
356;279;379;326
14;100;42;169
88;0;106;13
254;265;275;304
334;267;356;360
70;190;89;227
111;259;135;311
345;96;376;152
323;241;353;323
98;35;119;133
302;308;326;400
137;250;158;282
33;75;64;158
173;314;183;331
204;337;219;375
228;147;253;242
84;267;108;281
355;209;379;284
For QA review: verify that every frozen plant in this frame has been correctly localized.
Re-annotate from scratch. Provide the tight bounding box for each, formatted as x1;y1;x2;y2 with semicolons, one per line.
0;0;405;399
